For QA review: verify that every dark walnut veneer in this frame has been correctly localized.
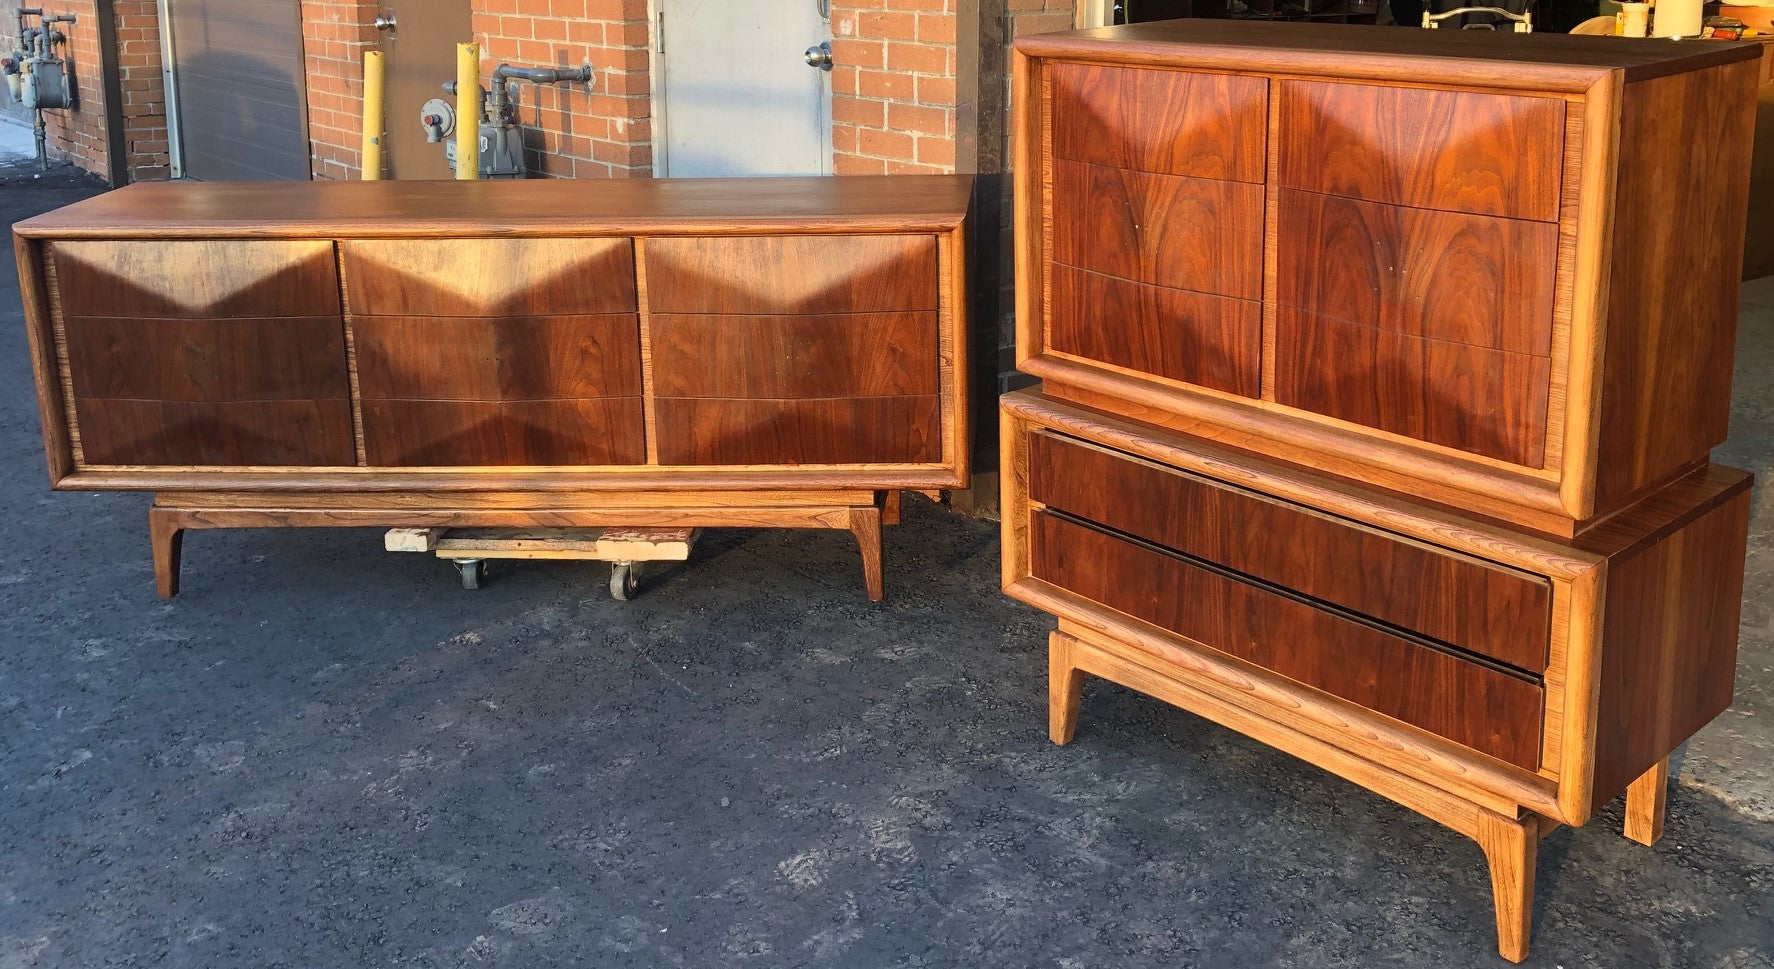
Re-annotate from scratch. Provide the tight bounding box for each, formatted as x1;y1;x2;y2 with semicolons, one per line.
14;175;972;602
1007;23;1757;965
1015;22;1760;537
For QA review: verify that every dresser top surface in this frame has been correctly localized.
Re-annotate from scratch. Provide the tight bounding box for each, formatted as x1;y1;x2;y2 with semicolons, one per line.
13;174;976;240
1017;21;1758;86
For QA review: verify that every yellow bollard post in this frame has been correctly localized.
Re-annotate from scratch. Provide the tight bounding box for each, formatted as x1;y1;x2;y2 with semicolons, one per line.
360;50;386;180
455;42;481;180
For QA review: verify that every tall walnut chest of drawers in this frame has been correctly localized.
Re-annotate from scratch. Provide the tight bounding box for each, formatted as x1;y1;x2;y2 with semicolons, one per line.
14;176;972;601
1003;22;1759;962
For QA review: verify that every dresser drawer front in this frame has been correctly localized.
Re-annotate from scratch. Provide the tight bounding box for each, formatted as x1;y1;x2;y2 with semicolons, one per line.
341;238;638;316
1030;510;1544;769
75;398;356;467
1274;308;1553;468
351;314;643;401
1029;431;1551;672
362;398;646;467
1276;189;1556;357
654;397;940;466
51;239;341;319
1277;81;1564;222
650;311;939;399
64;315;350;403
645;235;938;315
1051;159;1264;299
1048;266;1261;398
1049;62;1267;182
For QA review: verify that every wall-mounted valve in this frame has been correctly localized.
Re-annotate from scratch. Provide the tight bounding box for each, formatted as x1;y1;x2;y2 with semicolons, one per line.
2;54;22;103
419;97;454;144
7;7;78;170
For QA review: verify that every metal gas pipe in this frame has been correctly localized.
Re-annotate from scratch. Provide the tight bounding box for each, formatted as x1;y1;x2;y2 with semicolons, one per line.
3;7;77;170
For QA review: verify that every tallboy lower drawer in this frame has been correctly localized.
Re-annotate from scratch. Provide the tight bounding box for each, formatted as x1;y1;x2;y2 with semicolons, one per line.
1030;511;1544;769
1029;431;1551;673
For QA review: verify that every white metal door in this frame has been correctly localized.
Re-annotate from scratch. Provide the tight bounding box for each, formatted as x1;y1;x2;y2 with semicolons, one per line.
656;0;833;177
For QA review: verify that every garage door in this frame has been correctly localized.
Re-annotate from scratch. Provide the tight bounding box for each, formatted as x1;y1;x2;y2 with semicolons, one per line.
165;0;310;180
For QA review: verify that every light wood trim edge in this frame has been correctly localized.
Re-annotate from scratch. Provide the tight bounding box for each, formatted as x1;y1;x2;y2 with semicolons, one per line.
634;236;661;465
158;488;881;511
43;247;85;468
14;235;76;484
63;466;965;493
1260;76;1281;401
1012;47;1044;369
336;241;370;467
1559;73;1623;522
1003;389;1597;578
1000;405;1031;589
940;224;971;481
1557;561;1607;825
1540;98;1581;474
1011;36;1626;94
1061;630;1499;838
1046;615;1559;820
150;502;868;533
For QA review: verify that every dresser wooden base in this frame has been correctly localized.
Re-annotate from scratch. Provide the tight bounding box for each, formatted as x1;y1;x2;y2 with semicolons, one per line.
1049;623;1671;963
1003;389;1745;963
147;488;900;601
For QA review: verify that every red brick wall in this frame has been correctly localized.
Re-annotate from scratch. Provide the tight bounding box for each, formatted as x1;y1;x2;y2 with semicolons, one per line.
474;0;652;178
0;1;167;183
302;0;377;180
113;0;169;181
4;2;103;172
1009;0;1076;36
830;0;958;175
297;0;654;181
6;2;1072;194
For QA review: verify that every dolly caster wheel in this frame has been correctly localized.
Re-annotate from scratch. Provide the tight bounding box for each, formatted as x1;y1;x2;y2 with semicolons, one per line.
455;559;489;590
610;562;639;601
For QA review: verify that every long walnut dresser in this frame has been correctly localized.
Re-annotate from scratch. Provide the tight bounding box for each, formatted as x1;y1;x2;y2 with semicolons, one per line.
1005;23;1757;962
13;176;972;601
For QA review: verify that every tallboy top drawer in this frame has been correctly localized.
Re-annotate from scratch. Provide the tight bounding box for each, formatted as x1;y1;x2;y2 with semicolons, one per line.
1048;62;1267;183
1029;431;1552;672
1277;80;1565;222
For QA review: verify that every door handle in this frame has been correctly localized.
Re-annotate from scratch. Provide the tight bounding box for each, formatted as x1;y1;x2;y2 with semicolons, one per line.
804;41;832;70
373;12;397;30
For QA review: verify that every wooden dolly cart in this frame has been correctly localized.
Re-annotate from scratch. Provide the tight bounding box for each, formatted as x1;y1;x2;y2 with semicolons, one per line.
384;525;699;599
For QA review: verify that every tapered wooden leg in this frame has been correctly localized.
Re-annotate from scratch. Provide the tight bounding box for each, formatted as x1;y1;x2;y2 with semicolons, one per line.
1624;758;1669;846
848;505;884;602
881;489;902;526
149;507;185;600
1048;632;1085;745
1476;809;1538;964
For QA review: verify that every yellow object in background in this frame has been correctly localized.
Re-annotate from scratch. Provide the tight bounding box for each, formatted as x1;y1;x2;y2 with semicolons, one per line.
1653;0;1705;35
456;42;481;181
361;50;386;181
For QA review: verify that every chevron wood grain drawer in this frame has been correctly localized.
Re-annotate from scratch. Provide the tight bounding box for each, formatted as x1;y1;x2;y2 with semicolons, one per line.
1013;23;1762;537
14;175;973;601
